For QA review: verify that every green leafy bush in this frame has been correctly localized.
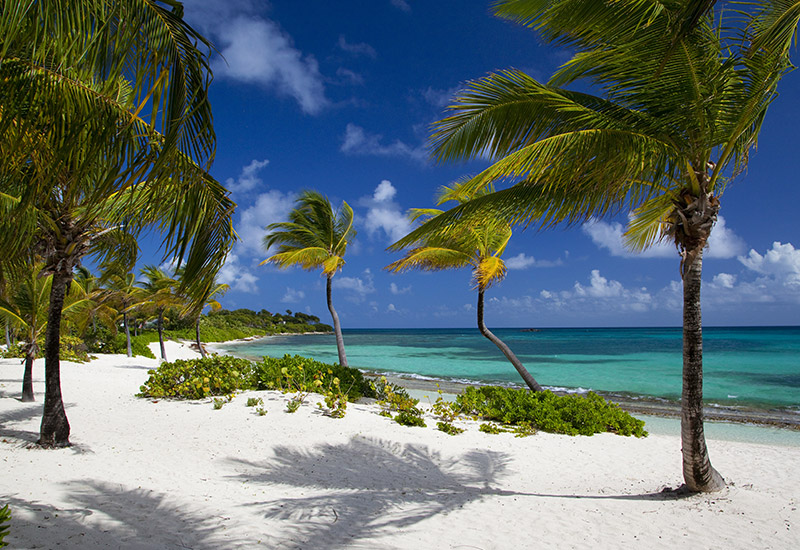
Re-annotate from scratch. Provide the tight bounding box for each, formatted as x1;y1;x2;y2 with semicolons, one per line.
457;387;647;437
253;354;375;401
436;421;464;435
246;397;263;407
138;356;255;399
395;410;426;427
479;423;505;434
0;504;9;547
0;336;91;362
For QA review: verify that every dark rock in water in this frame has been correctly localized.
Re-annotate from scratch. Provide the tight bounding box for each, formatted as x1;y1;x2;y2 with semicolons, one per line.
521;328;540;332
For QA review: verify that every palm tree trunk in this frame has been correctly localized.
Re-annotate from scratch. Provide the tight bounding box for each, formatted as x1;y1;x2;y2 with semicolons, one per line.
681;248;725;492
327;276;348;367
21;346;35;402
39;269;71;447
196;317;206;359
4;322;10;348
123;311;132;357
157;309;167;362
477;287;543;392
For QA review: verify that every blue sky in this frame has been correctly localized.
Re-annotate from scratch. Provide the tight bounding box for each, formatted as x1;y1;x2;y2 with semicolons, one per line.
154;0;800;329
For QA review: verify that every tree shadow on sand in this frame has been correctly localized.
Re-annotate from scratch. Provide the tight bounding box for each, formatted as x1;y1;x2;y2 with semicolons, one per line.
229;435;522;549
5;480;251;548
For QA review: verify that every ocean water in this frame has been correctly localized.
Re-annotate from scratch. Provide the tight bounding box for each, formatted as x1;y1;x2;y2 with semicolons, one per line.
218;326;800;415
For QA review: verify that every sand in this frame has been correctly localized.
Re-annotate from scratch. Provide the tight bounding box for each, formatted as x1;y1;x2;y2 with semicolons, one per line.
1;341;798;549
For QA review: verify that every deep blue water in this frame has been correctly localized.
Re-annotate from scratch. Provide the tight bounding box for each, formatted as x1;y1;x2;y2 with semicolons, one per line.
217;326;800;413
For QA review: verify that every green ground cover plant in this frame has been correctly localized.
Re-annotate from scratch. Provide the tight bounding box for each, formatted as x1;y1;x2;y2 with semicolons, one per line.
138;356;255;399
253;354;375;401
457;387;647;437
0;504;9;547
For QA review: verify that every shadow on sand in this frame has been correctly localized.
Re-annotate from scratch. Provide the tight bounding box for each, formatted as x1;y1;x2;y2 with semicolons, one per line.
5;480;247;549
229;435;522;549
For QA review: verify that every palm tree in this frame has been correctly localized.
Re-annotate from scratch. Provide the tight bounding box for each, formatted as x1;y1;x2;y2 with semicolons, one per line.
139;266;183;362
261;191;356;367
0;262;85;402
387;183;543;392
175;268;229;359
100;267;145;358
409;0;797;492
0;1;236;447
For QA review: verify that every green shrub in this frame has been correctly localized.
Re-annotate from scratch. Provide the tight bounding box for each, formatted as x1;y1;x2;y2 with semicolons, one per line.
479;423;505;434
436;421;464;435
138;355;255;399
246;397;263;407
0;504;9;547
253;354;375;401
457;387;647;437
395;410;426;427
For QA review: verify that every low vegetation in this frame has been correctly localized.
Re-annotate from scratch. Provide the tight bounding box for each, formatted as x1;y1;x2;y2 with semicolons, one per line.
0;504;9;547
136;355;646;438
457;386;647;437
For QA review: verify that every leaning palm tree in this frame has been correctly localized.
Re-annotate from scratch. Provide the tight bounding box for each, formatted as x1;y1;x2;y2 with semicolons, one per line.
387;183;543;392
404;0;797;492
0;1;235;447
261;191;356;367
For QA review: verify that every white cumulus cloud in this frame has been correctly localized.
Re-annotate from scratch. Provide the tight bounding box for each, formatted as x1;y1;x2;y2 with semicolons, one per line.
236;190;297;258
225;159;269;195
739;242;800;284
360;180;412;244
583;216;745;259
281;287;306;303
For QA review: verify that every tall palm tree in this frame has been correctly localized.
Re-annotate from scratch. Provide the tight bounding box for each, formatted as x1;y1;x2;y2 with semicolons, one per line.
0;1;236;447
387;183;543;392
139;266;182;362
406;0;797;492
261;191;356;367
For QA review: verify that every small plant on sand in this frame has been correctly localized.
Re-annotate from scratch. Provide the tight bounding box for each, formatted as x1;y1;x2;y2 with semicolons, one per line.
436;421;464;435
212;393;235;410
395;410;426;427
255;406;268;416
371;376;426;426
0;504;9;547
319;374;349;418
479;422;506;435
246;397;264;407
430;385;466;423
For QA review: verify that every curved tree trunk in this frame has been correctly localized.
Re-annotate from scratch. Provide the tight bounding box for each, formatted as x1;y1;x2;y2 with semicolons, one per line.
196;318;206;359
157;309;167;362
327;275;348;367
681;248;725;492
21;347;35;402
39;269;71;447
123;311;132;357
4;322;10;348
477;288;543;392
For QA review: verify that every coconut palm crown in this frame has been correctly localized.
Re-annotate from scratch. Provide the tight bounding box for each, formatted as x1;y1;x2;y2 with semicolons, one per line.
387;182;543;392
261;190;356;367
399;0;800;493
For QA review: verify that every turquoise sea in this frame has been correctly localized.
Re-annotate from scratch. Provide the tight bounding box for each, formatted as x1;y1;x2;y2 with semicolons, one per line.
218;326;800;417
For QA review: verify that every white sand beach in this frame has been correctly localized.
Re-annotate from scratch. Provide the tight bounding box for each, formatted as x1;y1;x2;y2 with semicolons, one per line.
1;342;798;549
